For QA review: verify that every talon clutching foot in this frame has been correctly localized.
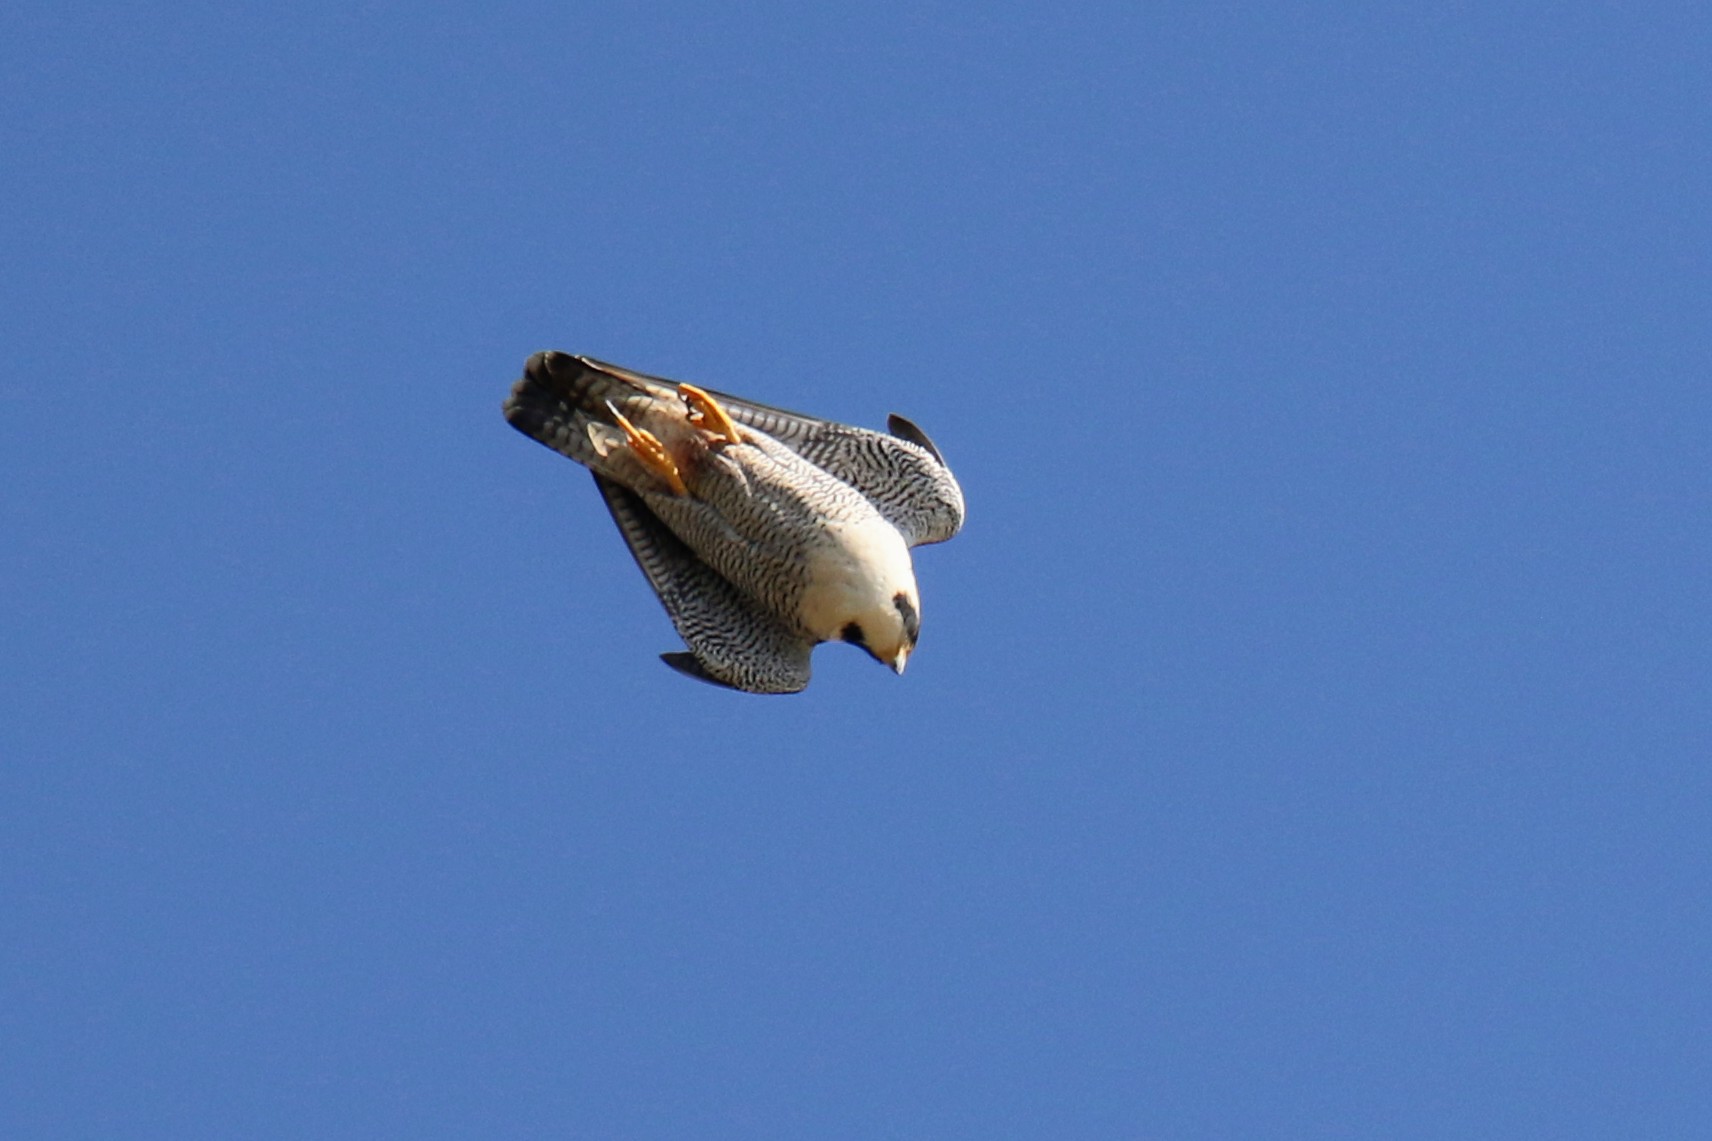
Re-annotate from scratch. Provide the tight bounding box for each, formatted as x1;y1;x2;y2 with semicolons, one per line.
679;383;744;446
609;403;689;496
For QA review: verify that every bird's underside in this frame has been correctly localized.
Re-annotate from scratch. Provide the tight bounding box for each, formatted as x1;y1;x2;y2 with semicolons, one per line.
503;351;965;694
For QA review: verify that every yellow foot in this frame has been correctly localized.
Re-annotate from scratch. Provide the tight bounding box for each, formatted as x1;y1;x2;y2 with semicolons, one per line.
609;405;689;496
678;383;744;446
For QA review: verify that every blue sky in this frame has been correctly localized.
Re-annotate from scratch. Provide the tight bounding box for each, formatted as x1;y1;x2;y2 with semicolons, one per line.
4;2;1709;1136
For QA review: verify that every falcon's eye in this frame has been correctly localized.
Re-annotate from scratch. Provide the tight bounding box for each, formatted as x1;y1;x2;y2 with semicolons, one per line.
892;593;920;644
841;622;866;647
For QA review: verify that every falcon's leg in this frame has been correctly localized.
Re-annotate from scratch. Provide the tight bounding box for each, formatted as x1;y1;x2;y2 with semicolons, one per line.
679;383;744;446
609;406;689;496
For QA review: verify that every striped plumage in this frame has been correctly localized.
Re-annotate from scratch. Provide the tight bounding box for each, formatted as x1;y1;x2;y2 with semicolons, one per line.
503;351;964;694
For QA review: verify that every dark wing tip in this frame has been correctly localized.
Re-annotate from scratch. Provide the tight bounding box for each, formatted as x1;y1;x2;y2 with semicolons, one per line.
886;414;945;464
660;652;743;690
660;652;805;695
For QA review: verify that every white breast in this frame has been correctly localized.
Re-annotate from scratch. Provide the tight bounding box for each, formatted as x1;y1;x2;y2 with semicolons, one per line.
797;514;916;641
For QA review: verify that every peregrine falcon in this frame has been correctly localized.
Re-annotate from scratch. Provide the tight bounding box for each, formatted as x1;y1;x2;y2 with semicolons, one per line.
503;351;965;693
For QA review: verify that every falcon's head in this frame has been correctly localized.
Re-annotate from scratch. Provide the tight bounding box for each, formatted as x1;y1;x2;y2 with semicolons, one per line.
841;589;920;675
798;508;923;679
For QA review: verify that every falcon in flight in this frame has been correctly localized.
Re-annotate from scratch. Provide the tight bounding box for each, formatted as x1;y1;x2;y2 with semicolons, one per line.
503;352;965;693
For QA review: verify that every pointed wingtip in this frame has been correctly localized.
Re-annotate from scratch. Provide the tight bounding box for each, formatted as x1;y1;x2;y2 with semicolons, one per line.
661;652;730;688
886;413;945;464
660;652;807;695
660;651;759;692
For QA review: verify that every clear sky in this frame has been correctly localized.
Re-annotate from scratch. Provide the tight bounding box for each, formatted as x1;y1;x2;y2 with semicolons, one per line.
4;2;1709;1137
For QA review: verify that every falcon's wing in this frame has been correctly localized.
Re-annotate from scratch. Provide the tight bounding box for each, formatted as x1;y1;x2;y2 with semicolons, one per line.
593;474;813;695
577;355;966;547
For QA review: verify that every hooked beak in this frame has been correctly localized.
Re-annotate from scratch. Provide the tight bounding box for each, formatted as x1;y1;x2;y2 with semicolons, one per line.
889;646;910;675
